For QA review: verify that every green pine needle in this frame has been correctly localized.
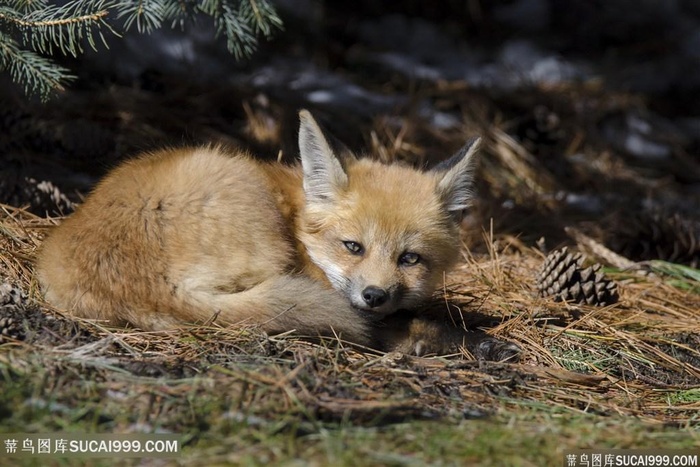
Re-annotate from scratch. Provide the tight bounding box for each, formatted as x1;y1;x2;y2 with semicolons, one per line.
0;31;75;101
0;0;283;100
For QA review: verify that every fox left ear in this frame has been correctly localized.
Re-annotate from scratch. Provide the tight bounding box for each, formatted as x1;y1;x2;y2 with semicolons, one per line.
433;137;481;221
298;110;349;204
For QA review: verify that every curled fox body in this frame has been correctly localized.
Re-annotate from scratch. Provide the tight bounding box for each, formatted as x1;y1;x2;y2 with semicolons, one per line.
37;111;489;355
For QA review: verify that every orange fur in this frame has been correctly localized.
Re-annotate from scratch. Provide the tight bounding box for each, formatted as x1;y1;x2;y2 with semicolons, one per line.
36;111;481;352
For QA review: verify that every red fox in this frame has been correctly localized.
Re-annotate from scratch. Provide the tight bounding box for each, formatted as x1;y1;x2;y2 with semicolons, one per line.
37;110;517;359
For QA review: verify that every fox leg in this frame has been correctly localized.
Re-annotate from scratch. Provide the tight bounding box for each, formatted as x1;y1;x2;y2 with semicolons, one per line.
377;314;521;361
171;275;373;346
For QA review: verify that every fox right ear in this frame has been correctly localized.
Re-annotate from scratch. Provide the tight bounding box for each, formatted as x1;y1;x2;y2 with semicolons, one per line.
433;136;481;221
298;110;349;204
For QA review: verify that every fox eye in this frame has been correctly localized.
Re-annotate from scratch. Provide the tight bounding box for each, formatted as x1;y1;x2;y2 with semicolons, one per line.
399;252;421;266
343;241;364;255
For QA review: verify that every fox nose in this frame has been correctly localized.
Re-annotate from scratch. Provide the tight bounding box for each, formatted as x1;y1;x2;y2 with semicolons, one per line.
361;286;389;308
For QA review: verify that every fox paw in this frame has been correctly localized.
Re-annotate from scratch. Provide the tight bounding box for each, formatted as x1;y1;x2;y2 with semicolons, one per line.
472;338;521;362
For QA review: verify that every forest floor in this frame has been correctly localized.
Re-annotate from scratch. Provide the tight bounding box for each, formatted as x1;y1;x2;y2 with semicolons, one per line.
1;4;700;465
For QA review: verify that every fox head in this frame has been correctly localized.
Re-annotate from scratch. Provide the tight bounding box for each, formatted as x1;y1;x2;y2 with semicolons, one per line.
297;110;480;318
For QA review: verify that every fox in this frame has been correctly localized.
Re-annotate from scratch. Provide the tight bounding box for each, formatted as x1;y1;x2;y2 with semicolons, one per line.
36;110;518;359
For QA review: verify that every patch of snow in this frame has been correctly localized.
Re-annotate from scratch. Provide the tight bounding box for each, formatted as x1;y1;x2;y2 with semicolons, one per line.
562;192;604;214
624;134;671;160
499;40;588;87
244;58;404;116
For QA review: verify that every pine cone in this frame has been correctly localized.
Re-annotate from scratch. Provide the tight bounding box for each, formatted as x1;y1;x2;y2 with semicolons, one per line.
0;171;74;216
536;247;619;306
0;283;27;342
0;315;23;342
28;178;75;215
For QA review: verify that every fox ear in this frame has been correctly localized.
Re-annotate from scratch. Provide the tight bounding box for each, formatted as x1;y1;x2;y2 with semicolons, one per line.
433;137;481;220
298;110;349;203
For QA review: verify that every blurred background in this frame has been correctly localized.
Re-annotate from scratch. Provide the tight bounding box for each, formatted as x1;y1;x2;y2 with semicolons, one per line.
1;0;699;265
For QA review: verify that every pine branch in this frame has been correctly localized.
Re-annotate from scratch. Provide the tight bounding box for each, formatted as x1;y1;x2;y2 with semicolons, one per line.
219;2;255;58
161;0;193;29
5;0;50;15
0;31;74;100
1;0;283;100
197;0;282;59
12;0;116;57
241;0;282;36
116;0;166;33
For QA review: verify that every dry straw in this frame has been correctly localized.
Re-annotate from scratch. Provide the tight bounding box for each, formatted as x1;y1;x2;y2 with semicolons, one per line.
1;199;698;428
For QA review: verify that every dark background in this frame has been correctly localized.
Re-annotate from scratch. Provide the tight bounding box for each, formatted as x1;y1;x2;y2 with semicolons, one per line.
1;0;699;264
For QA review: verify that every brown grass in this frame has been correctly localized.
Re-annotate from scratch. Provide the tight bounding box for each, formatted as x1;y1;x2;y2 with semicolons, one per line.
1;198;698;431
